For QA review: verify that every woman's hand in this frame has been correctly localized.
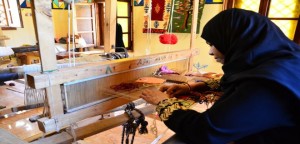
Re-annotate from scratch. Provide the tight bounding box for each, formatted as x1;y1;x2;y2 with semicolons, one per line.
159;84;190;97
140;89;169;105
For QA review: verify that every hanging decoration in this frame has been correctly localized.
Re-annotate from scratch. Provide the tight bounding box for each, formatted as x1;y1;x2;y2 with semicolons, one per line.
52;0;68;9
143;0;205;34
159;33;178;44
134;0;144;6
169;0;205;33
151;0;165;21
143;0;171;33
206;0;223;4
20;0;31;8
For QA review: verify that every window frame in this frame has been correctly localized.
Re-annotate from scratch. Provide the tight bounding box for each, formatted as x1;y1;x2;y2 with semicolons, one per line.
117;0;132;51
223;0;300;44
0;0;23;30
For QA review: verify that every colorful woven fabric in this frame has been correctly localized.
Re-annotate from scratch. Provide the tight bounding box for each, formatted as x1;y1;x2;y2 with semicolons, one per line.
151;0;165;21
156;98;195;121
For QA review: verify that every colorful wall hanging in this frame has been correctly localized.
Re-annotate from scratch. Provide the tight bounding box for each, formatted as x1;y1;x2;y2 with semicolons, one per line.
151;0;165;21
143;0;205;34
206;0;223;4
52;0;68;9
134;0;144;6
169;0;205;33
20;0;31;8
143;0;171;34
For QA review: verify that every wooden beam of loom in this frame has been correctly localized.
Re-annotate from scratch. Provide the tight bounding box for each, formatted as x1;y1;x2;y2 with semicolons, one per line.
31;0;64;118
26;49;199;89
31;105;155;144
0;128;29;144
33;58;189;134
25;50;198;134
36;84;157;134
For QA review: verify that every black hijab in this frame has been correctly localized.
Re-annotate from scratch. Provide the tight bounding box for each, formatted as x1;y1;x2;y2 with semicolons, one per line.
201;8;300;99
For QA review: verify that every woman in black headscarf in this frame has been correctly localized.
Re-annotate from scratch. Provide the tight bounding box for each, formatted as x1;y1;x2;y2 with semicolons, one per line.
140;8;300;144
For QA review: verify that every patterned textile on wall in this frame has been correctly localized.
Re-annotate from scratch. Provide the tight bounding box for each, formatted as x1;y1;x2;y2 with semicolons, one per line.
52;0;67;9
143;0;205;34
206;0;223;4
143;0;171;34
151;0;165;21
169;0;205;33
20;0;31;8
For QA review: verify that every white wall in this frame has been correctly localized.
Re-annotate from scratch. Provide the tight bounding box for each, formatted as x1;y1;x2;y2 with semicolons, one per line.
3;9;36;47
2;9;70;47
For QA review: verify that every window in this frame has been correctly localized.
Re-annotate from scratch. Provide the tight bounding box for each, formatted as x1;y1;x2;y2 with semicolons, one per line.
0;0;23;28
117;0;132;50
96;0;132;50
224;0;300;44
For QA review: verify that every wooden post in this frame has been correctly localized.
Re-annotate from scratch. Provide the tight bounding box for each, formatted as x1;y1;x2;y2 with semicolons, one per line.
30;0;64;118
104;0;117;53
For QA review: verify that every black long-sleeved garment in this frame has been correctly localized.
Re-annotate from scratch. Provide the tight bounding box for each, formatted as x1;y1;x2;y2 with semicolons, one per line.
161;8;300;144
164;80;300;144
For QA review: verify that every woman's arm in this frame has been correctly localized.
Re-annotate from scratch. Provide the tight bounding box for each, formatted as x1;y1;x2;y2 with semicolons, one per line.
157;80;295;143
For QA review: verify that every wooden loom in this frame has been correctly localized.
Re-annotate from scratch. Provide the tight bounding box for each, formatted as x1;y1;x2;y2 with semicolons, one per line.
0;0;201;143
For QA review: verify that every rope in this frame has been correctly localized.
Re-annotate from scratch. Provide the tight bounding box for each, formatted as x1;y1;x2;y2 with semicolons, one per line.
168;0;175;34
168;0;176;51
151;128;169;144
146;0;152;55
23;65;45;106
150;118;158;137
66;0;77;67
68;3;72;66
72;0;76;67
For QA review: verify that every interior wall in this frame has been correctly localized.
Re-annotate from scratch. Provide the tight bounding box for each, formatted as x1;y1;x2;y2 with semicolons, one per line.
3;3;223;73
194;4;223;74
133;4;223;73
3;8;71;47
3;9;36;47
52;9;74;40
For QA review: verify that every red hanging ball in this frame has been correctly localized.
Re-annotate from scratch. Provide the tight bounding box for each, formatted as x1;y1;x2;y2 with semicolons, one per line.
159;34;178;45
